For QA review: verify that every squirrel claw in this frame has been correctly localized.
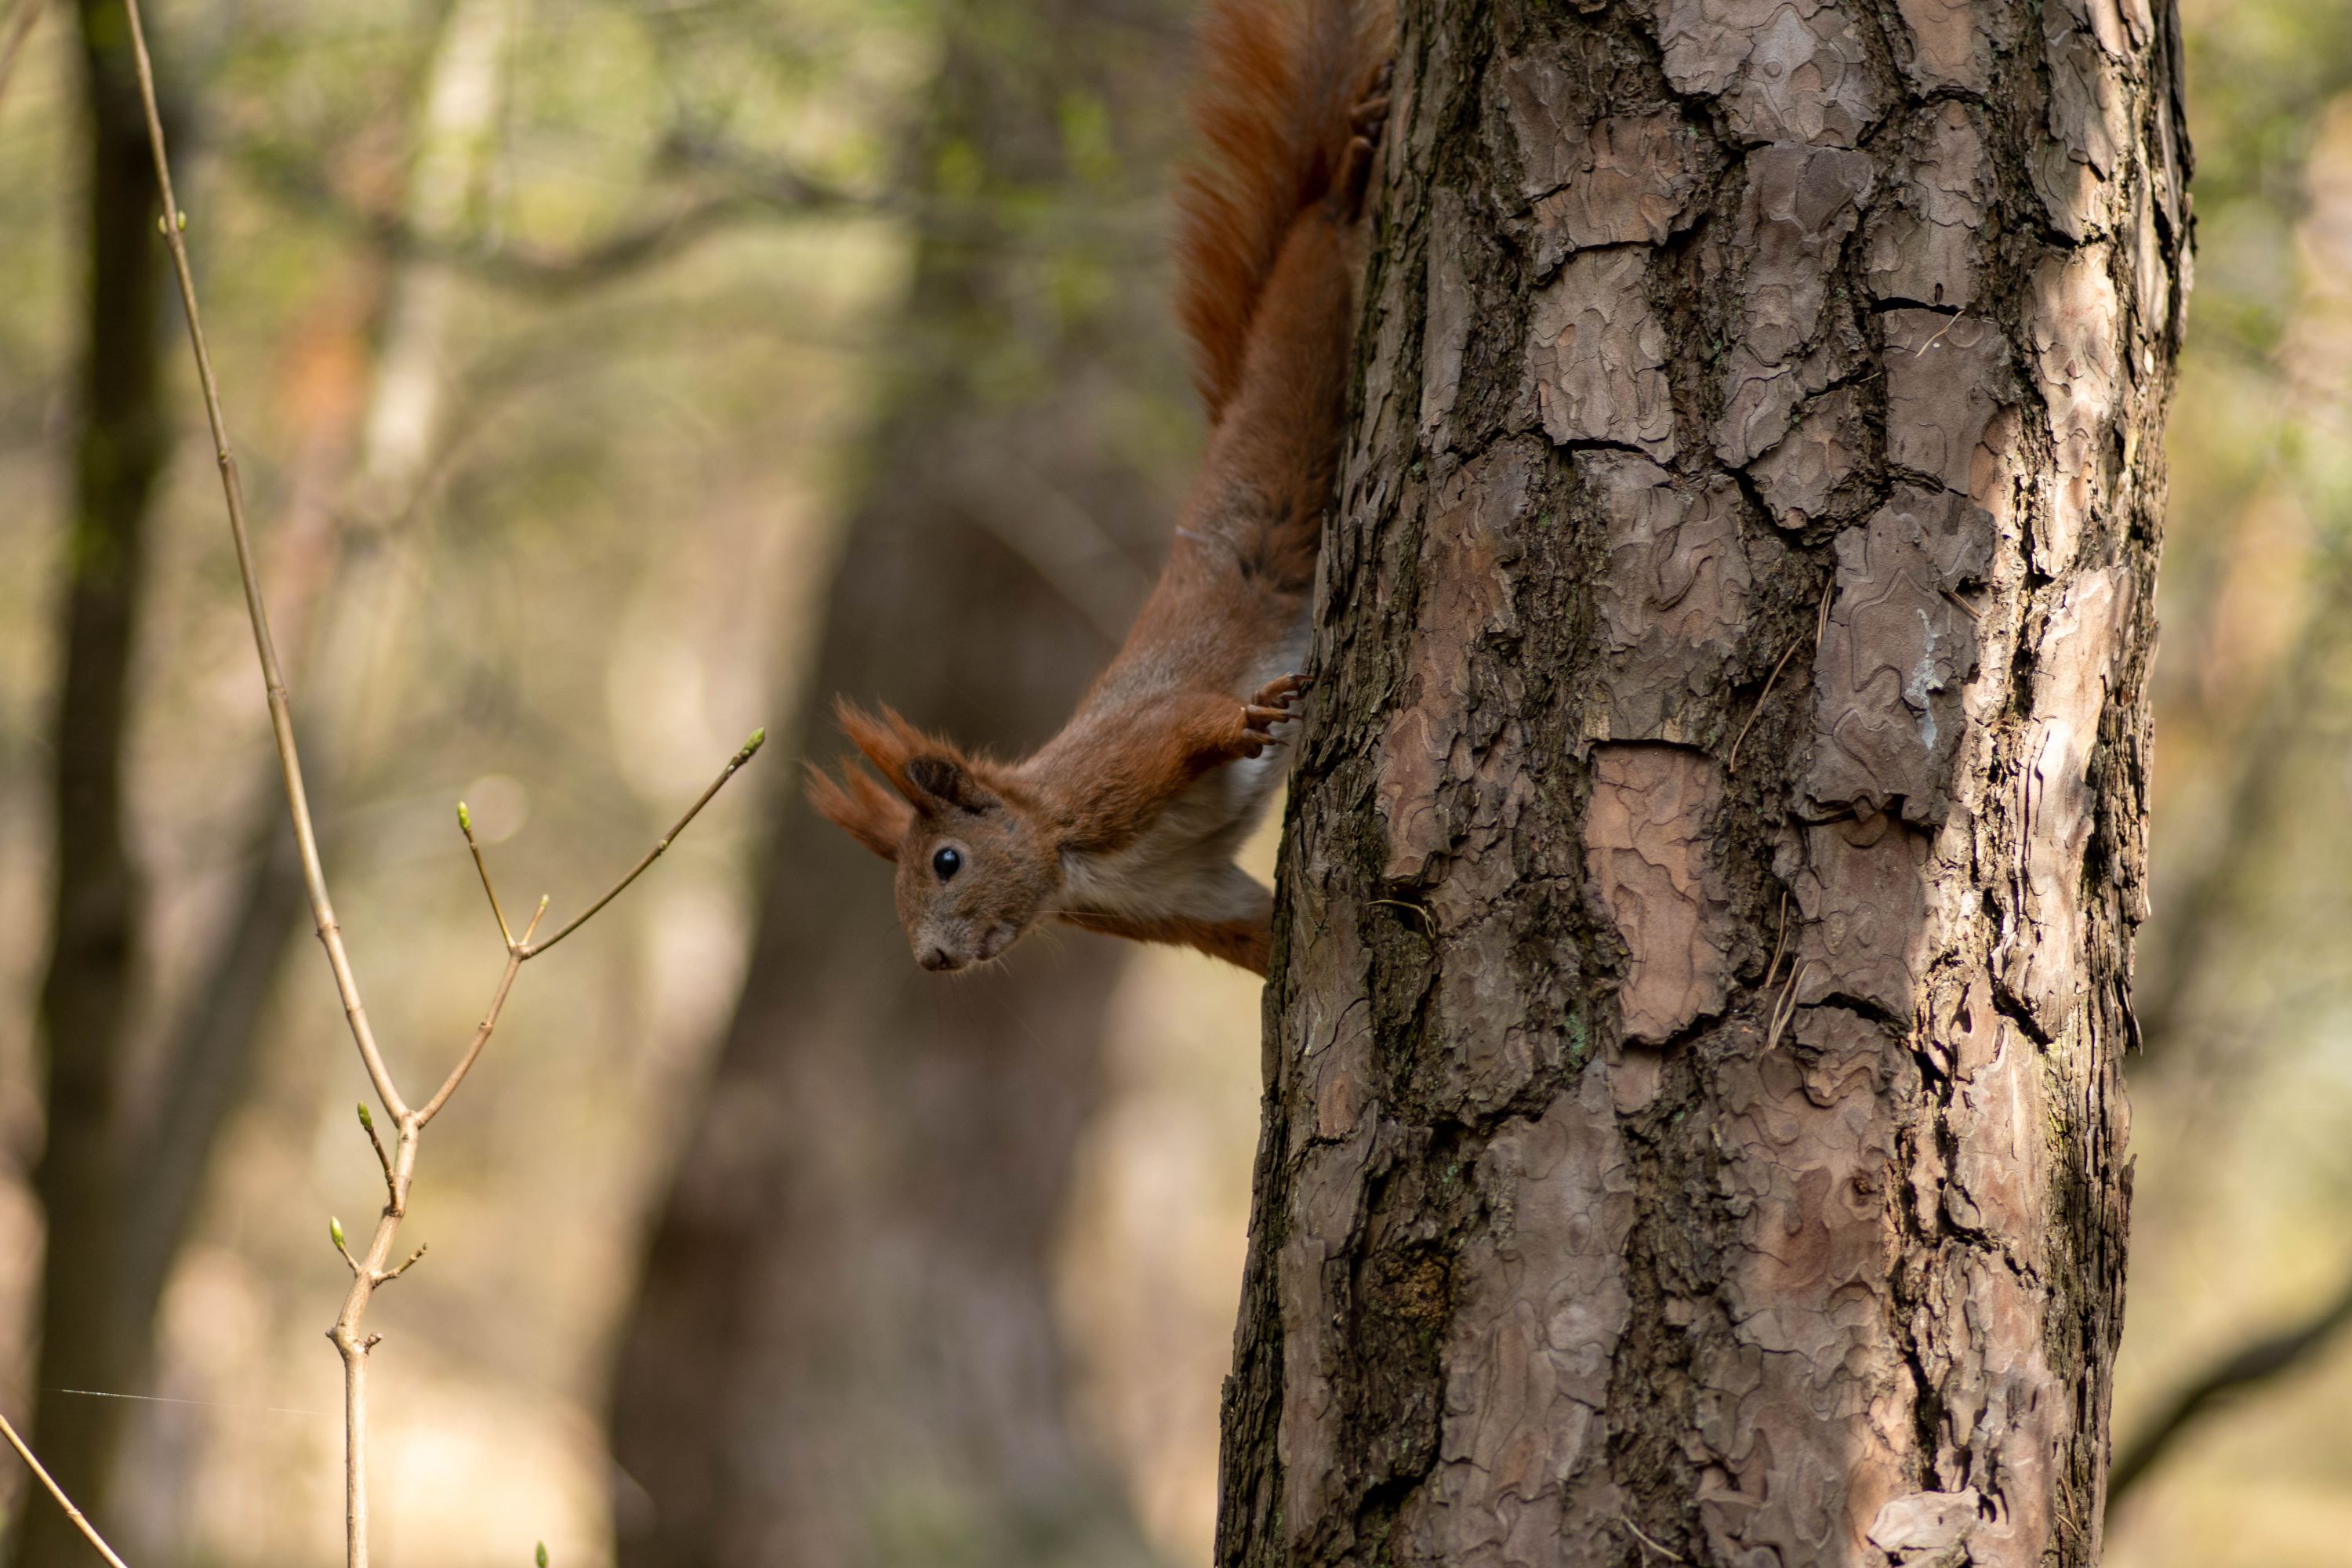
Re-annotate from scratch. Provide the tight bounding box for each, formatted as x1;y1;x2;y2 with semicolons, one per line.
1333;66;1393;222
1247;673;1311;713
1352;60;1394;135
1235;673;1312;754
1207;676;1311;765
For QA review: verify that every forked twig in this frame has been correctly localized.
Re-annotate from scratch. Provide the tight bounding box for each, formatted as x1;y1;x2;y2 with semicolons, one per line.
0;1410;131;1568
115;2;762;1561
416;898;546;1125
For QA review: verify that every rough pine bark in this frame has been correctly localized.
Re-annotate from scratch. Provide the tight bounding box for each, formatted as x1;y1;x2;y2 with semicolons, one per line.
607;2;1182;1563
1218;3;2187;1566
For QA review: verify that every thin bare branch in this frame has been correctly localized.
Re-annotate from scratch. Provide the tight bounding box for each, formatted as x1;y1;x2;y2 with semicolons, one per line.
239;144;861;296
0;1409;132;1568
941;441;1154;644
238;122;1164;304
456;801;515;949
416;898;546;1127
381;1243;429;1283
120;0;410;1123
0;0;45;110
523;730;764;960
663;127;1164;250
2106;1263;2352;1510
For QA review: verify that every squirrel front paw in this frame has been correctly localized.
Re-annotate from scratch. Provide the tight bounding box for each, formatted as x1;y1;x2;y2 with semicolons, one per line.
1232;673;1312;758
1334;61;1394;221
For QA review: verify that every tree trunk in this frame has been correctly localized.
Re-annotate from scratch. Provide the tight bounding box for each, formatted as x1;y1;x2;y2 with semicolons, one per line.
16;4;177;1562
1218;3;2187;1566
608;2;1182;1563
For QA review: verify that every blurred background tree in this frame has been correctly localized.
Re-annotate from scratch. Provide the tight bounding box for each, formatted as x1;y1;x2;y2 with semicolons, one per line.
604;0;1188;1562
2103;2;2352;1551
14;0;181;1560
0;0;2347;1563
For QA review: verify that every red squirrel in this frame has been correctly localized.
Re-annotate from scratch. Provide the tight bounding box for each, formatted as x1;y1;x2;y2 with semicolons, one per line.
808;0;1391;978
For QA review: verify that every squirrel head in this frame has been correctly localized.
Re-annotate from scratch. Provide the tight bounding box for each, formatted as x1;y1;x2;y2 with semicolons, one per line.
807;700;1059;972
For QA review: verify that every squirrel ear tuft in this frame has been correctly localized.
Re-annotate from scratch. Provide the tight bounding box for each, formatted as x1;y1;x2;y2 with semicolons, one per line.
834;699;1002;817
806;760;912;861
904;756;998;815
837;699;934;804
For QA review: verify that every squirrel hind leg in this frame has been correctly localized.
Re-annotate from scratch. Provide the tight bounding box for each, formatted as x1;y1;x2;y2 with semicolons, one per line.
1134;913;1276;977
1206;917;1272;977
1148;867;1275;975
1055;884;1274;976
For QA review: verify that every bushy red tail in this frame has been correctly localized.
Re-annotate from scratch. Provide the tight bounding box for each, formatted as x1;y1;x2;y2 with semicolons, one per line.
1174;0;1389;422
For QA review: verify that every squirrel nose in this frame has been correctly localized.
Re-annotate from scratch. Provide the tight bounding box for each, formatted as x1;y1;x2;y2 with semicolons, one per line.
920;946;960;972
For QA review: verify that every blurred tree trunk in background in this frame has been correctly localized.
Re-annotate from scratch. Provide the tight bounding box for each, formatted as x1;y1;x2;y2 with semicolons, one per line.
608;1;1182;1563
1218;3;2187;1566
15;4;178;1562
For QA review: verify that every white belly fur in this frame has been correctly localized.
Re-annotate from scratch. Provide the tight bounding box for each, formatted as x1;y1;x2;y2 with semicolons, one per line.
1056;621;1308;925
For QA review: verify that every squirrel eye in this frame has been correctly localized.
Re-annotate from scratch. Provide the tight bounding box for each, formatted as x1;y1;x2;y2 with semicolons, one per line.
932;846;963;881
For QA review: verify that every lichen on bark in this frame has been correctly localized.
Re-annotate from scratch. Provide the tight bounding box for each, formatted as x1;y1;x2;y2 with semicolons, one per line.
1220;2;2187;1564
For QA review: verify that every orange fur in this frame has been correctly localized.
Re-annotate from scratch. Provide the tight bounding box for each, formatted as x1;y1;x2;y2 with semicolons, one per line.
1178;0;1388;418
813;1;1391;975
805;758;910;860
1058;909;1273;977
